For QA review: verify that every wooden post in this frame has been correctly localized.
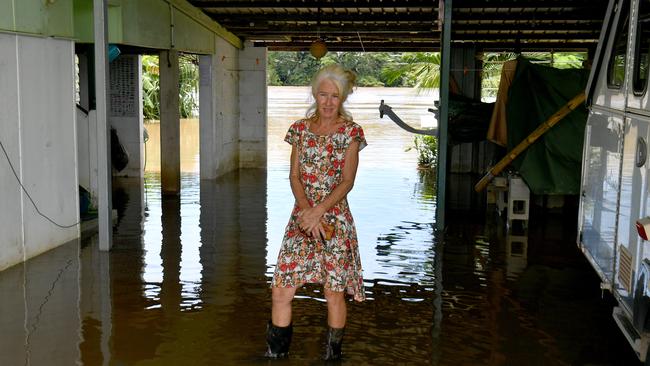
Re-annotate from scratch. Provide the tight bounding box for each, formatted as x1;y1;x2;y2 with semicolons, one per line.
436;0;452;231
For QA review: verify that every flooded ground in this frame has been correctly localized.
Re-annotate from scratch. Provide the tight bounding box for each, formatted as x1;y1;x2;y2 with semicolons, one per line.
0;87;641;365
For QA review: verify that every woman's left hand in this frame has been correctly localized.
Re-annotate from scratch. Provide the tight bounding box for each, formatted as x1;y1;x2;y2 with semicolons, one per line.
297;207;325;235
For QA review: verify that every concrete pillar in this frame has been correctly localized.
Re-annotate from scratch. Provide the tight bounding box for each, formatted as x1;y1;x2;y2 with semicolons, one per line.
199;55;217;179
160;50;181;194
238;42;267;168
109;55;144;177
94;0;113;251
199;38;240;179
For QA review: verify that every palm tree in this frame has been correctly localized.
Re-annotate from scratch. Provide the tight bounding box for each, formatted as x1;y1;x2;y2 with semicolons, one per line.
480;52;586;99
142;55;160;120
382;52;441;90
141;54;200;120
480;52;518;100
178;54;199;118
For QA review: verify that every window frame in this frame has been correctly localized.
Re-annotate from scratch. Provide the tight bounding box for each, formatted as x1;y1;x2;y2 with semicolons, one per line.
633;1;650;95
607;0;631;89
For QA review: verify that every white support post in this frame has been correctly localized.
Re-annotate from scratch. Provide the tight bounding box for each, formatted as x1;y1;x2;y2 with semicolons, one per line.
199;55;217;179
160;50;180;194
238;42;267;168
198;38;240;179
93;0;112;251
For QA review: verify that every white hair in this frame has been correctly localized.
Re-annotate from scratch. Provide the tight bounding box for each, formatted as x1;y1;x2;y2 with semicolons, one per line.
306;64;357;120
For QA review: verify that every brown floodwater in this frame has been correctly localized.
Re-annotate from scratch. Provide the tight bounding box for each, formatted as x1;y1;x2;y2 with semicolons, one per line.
0;87;640;365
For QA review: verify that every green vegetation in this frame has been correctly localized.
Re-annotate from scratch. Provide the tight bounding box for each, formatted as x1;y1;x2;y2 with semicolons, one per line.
142;56;160;120
179;55;199;118
481;52;587;99
407;135;438;169
267;51;442;87
383;52;441;89
142;54;199;120
140;51;587;118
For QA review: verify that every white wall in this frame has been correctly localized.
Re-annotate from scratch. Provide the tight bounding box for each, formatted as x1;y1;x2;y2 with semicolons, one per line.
199;37;240;179
0;34;79;271
0;33;24;271
77;108;99;209
238;41;267;168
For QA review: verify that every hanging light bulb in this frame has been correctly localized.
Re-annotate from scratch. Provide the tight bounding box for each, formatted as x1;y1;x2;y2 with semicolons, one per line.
310;38;328;59
310;2;327;59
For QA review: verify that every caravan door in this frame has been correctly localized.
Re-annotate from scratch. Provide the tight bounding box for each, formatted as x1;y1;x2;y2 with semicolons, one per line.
579;0;628;288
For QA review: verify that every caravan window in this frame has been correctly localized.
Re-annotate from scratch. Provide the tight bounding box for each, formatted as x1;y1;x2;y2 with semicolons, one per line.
633;0;650;94
608;0;630;89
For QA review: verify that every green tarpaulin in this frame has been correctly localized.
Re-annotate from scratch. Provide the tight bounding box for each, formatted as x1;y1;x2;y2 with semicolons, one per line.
506;57;589;195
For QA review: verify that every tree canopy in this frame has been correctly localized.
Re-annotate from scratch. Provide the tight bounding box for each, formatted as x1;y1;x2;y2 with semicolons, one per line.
268;51;587;98
267;51;427;87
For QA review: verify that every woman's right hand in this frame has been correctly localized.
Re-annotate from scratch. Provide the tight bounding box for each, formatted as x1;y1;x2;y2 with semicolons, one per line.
297;207;326;238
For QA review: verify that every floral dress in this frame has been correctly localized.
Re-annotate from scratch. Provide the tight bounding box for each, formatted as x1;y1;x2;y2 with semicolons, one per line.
272;118;367;302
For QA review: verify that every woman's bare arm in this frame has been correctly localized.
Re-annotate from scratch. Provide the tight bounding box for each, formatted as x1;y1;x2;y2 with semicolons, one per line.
289;144;311;210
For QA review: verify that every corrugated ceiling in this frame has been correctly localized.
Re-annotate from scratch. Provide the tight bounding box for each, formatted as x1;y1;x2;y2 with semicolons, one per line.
189;0;609;51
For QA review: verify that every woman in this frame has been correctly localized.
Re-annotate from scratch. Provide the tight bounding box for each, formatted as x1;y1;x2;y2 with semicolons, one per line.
266;64;367;360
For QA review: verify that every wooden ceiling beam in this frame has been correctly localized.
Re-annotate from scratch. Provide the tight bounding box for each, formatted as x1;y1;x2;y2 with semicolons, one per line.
260;40;595;52
224;21;601;35
453;21;602;31
190;0;437;9
224;24;438;33
206;9;602;23
189;0;608;52
190;0;604;9
244;32;598;42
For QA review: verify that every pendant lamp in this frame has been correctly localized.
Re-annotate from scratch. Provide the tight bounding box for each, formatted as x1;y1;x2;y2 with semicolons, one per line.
310;39;328;59
310;4;328;59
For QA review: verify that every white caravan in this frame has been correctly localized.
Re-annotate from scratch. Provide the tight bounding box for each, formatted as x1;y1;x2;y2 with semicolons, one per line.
581;0;650;362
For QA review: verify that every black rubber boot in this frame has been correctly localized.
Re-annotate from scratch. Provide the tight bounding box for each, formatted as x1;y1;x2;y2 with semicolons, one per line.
265;321;293;358
323;327;345;361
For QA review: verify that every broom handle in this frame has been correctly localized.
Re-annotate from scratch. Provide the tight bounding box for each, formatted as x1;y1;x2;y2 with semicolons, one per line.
474;91;586;192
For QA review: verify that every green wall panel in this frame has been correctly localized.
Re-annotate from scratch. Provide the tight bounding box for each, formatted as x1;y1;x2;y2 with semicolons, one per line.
120;0;170;49
73;1;122;43
0;0;74;38
14;0;44;34
73;0;92;41
71;0;238;52
44;0;74;37
173;9;214;54
0;1;14;31
108;5;122;43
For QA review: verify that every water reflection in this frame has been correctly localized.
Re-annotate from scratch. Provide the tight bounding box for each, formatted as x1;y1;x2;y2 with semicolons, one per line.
0;239;81;366
144;120;200;173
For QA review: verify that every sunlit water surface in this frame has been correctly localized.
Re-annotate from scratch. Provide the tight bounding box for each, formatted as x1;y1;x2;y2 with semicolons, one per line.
0;87;639;365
